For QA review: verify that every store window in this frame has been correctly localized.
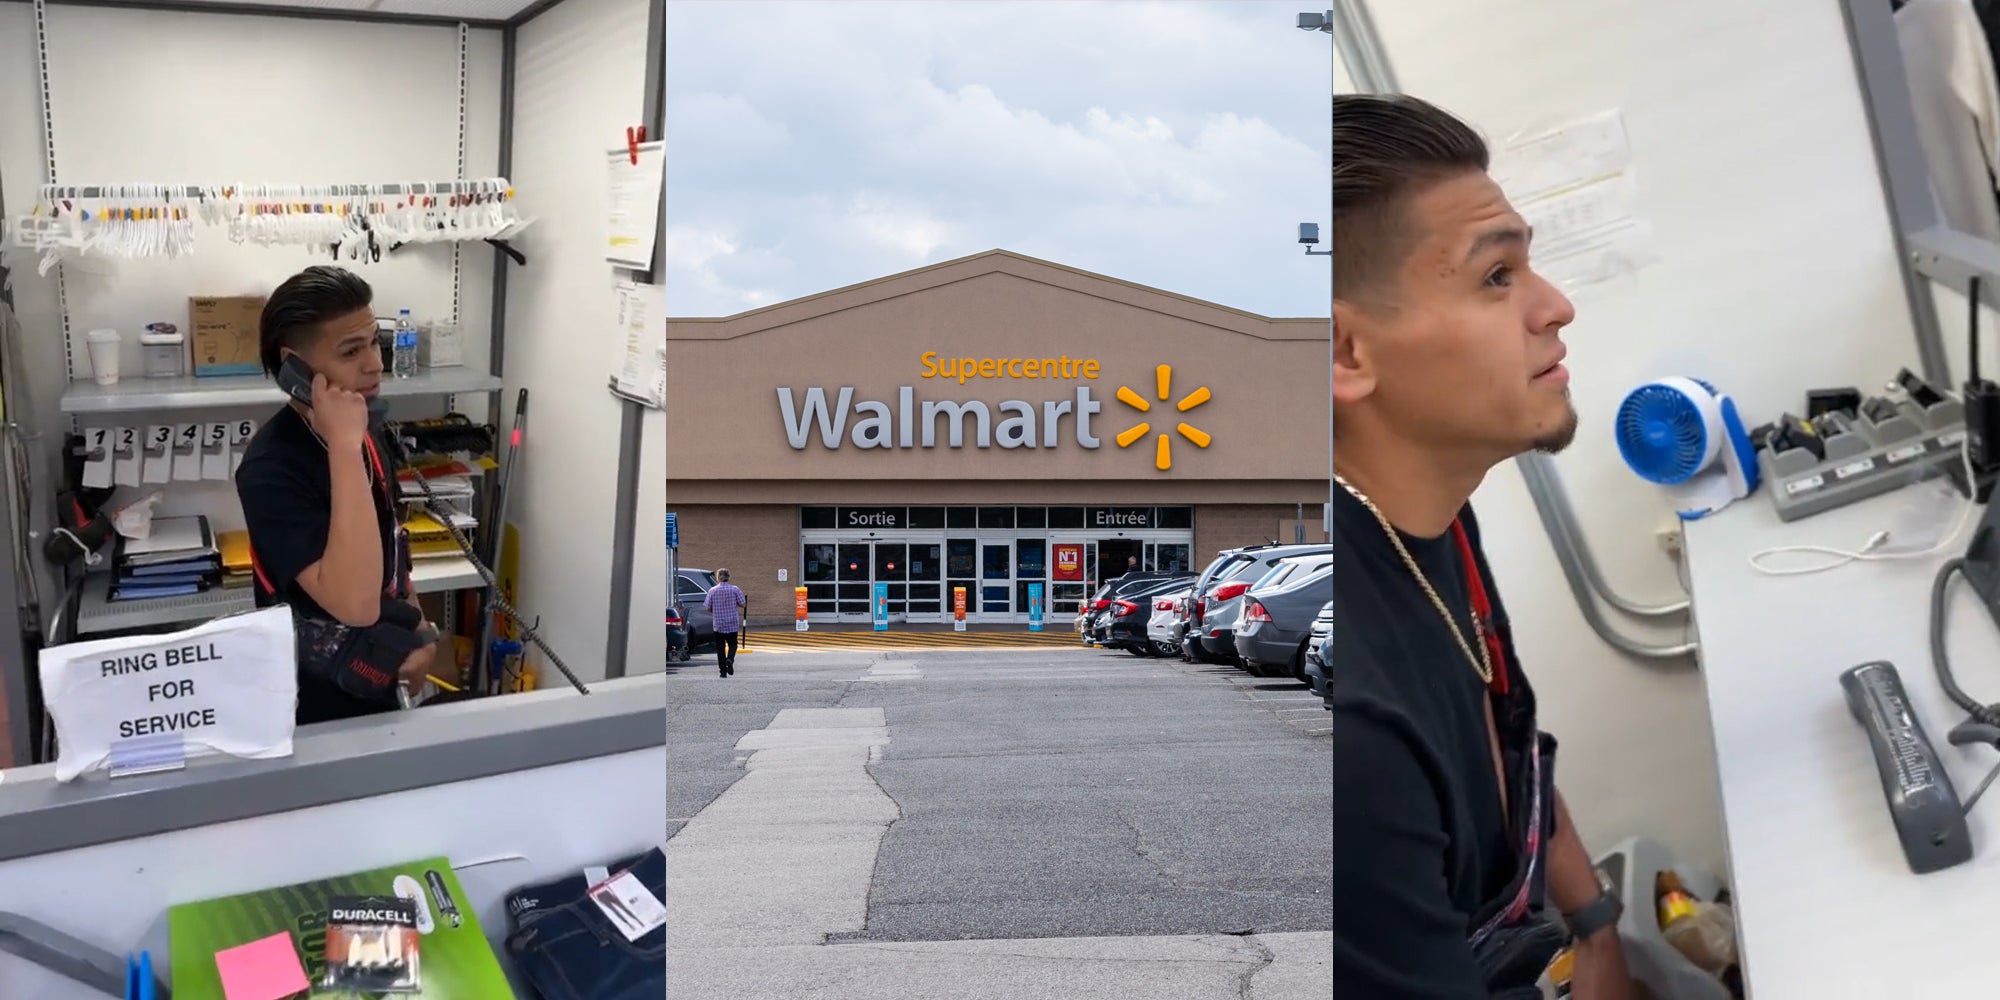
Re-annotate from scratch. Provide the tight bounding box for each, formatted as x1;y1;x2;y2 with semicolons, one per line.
802;543;836;615
1158;506;1193;530
909;506;946;530
978;506;1015;529
1016;506;1047;528
801;506;837;530
1048;506;1086;529
947;506;977;529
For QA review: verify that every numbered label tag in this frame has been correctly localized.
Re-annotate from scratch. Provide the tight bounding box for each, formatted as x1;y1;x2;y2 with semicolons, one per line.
80;427;114;490
113;426;141;488
230;418;257;474
171;423;202;482
201;422;230;481
142;425;174;484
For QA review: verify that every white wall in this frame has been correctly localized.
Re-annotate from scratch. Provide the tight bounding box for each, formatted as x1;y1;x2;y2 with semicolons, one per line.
0;7;506;642
1364;0;1922;876
506;0;664;680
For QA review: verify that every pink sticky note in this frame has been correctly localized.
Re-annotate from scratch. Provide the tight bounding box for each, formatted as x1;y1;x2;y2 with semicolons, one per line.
214;932;311;1000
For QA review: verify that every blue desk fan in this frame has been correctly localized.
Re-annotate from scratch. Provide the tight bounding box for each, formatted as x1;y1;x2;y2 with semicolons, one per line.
1615;376;1760;520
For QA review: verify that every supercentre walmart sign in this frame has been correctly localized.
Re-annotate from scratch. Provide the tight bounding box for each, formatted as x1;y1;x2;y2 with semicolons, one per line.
776;353;1212;470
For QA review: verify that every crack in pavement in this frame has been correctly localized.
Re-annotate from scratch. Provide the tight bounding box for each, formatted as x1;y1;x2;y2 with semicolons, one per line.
848;729;910;945
1112;806;1174;882
1231;933;1277;1000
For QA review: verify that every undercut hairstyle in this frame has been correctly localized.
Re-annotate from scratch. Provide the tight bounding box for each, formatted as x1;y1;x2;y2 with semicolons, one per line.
258;266;375;377
1333;94;1489;306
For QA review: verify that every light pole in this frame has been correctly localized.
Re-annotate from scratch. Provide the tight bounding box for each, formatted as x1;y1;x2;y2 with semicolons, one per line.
1298;11;1334;543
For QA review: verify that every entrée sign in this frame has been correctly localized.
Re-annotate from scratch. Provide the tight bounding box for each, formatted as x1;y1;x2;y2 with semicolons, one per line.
38;606;299;781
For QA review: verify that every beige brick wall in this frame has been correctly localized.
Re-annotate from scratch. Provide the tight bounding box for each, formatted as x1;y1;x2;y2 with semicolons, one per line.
672;505;798;627
1195;505;1330;566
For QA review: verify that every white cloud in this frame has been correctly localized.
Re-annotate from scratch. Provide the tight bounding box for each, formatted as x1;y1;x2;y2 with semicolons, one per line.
663;0;1330;318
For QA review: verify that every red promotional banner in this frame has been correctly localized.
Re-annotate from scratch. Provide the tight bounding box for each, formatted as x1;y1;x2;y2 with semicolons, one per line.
1053;544;1084;582
953;587;967;620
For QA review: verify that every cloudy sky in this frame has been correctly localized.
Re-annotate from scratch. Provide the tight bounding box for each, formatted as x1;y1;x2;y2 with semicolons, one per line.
663;0;1331;319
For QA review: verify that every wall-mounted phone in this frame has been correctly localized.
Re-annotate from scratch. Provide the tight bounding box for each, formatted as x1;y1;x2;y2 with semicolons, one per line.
276;354;390;427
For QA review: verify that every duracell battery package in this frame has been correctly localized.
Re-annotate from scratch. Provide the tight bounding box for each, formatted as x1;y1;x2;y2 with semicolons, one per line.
324;894;423;993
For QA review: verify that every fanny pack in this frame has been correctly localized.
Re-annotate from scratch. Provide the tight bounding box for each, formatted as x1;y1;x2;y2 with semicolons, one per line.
294;597;430;704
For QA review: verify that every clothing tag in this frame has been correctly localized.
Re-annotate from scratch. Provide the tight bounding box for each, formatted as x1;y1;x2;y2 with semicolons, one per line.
171;423;202;482
113;426;141;487
201;422;230;480
588;871;666;941
142;425;173;484
80;426;114;489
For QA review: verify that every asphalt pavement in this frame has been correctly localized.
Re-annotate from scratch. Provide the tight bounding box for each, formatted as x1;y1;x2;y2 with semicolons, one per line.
665;644;1331;999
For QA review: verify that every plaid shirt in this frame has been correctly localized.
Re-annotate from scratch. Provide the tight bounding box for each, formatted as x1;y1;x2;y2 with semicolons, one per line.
705;582;746;632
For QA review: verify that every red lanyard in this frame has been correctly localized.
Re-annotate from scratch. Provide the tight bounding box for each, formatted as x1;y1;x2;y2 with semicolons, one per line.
1449;519;1510;696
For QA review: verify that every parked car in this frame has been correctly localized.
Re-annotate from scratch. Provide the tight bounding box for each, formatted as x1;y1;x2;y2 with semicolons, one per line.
1096;576;1196;653
1235;557;1332;680
1186;544;1333;664
1147;586;1194;657
1077;571;1177;645
1303;601;1333;707
675;568;720;650
665;598;693;662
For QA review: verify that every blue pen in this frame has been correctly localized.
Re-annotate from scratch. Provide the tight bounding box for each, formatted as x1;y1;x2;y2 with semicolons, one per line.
138;951;154;1000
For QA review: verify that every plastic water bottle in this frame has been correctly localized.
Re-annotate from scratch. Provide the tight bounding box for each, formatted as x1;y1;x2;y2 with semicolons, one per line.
393;309;419;378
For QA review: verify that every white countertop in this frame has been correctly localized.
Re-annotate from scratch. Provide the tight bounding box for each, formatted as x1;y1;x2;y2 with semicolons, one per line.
1684;485;2000;995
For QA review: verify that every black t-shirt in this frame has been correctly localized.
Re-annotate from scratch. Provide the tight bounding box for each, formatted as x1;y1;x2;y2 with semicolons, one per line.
1331;485;1544;998
233;404;406;725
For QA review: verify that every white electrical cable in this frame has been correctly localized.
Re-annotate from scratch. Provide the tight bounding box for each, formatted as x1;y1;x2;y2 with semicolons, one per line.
1749;431;1981;576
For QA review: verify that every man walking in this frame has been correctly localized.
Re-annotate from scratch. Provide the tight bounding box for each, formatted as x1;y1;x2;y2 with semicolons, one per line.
704;568;748;677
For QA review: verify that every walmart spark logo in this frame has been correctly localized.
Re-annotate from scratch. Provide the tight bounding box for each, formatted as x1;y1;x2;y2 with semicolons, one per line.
1114;364;1211;471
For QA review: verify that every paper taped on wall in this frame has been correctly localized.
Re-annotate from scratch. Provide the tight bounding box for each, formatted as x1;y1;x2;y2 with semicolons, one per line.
1492;109;1661;292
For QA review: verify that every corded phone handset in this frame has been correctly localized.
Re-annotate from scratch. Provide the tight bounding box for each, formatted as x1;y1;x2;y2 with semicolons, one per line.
277;354;391;428
274;355;589;696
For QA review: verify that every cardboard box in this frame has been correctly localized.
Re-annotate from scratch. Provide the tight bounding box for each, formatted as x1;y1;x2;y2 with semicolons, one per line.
188;295;265;377
419;320;464;368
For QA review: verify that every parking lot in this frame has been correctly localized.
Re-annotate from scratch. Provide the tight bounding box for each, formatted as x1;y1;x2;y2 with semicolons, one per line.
665;645;1332;999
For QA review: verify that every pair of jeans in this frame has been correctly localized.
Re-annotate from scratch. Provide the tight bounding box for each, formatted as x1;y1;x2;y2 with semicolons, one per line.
504;848;666;1000
715;630;739;669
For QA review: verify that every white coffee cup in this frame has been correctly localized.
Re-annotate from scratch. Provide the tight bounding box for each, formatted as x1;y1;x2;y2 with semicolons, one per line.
84;330;121;386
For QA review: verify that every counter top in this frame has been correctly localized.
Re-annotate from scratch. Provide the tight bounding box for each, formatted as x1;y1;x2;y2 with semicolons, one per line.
0;674;664;863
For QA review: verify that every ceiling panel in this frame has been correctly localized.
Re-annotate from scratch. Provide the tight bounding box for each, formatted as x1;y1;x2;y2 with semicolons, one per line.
117;0;377;10
374;0;543;16
59;0;542;21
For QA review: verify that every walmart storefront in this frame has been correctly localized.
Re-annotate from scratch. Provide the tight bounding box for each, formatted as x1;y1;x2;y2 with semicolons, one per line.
664;250;1330;627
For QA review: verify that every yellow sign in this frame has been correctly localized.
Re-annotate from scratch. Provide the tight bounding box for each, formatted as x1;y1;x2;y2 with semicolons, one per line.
919;352;1100;385
1113;364;1212;471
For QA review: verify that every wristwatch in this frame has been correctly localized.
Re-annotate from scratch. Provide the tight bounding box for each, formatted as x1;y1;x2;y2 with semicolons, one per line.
1562;887;1625;942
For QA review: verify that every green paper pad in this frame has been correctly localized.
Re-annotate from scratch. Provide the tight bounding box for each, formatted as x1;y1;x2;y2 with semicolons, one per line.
167;857;512;999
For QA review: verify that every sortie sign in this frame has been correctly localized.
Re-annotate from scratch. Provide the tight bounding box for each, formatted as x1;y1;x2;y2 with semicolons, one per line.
38;606;299;782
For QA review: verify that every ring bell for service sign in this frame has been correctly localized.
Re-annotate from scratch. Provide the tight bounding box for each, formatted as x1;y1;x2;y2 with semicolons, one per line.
38;606;299;782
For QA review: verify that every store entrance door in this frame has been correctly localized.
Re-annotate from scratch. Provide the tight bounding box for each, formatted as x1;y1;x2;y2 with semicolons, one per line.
1049;536;1092;618
835;540;874;623
979;540;1014;618
1097;538;1144;582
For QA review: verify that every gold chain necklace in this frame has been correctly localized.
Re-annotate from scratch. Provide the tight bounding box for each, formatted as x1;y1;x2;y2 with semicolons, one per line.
1334;471;1494;686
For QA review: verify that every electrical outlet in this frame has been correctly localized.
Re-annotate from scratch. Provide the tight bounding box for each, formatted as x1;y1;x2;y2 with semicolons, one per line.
1656;521;1684;561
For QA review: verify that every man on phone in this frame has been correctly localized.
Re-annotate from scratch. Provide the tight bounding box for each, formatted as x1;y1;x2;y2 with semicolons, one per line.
234;266;441;724
704;569;747;677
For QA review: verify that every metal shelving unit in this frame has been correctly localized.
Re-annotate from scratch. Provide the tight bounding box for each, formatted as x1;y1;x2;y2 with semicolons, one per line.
59;369;503;415
410;555;483;594
76;555;483;633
